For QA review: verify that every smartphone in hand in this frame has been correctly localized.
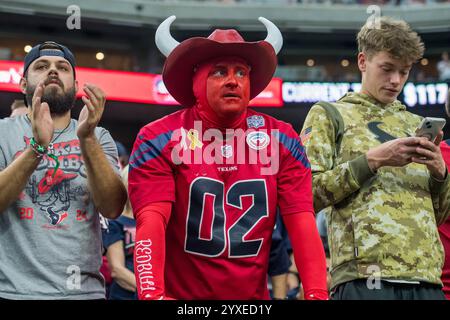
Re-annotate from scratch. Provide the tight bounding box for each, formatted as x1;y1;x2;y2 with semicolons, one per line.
415;117;446;141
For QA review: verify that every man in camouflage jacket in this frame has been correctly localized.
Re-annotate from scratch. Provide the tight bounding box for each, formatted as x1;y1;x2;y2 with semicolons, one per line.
301;17;450;299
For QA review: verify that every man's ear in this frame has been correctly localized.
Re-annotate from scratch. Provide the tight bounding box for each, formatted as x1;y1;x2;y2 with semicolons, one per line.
358;52;366;73
75;79;79;93
19;77;27;94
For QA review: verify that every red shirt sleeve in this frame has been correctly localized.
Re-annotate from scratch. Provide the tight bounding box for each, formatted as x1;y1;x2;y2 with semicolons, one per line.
441;140;450;168
134;202;172;300
283;212;329;300
128;125;175;214
276;125;314;216
439;140;450;299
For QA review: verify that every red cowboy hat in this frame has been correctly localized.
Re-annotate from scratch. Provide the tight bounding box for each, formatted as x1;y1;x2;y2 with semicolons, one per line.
155;16;283;107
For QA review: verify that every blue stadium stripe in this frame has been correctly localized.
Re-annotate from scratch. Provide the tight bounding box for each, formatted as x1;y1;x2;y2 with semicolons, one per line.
129;131;172;170
273;131;310;168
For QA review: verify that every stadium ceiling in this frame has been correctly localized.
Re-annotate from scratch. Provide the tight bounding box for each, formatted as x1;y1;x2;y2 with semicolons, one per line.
0;0;449;33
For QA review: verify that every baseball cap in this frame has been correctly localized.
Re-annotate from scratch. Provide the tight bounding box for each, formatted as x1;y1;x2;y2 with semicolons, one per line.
23;41;76;77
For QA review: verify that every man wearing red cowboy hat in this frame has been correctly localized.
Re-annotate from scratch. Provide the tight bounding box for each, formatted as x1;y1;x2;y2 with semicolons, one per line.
128;16;328;300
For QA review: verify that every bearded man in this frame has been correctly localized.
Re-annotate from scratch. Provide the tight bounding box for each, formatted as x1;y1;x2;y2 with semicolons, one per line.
0;41;127;299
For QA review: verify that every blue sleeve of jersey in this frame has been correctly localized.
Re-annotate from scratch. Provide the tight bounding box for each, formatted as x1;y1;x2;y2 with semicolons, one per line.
102;220;125;249
268;214;291;276
275;130;310;169
128;126;176;213
276;125;314;216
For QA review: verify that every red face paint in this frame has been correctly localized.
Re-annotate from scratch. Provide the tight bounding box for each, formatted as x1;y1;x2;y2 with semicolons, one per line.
206;58;250;119
193;57;250;130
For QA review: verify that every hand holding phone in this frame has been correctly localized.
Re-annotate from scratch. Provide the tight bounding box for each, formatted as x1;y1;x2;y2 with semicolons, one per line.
415;117;446;142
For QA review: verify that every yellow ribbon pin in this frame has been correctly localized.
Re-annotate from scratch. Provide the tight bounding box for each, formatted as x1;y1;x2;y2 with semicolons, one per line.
187;129;203;150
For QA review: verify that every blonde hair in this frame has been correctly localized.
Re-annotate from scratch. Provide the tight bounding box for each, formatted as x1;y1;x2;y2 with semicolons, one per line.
357;16;424;63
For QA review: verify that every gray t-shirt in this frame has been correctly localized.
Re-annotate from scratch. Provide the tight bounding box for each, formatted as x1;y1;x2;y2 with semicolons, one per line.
0;115;120;300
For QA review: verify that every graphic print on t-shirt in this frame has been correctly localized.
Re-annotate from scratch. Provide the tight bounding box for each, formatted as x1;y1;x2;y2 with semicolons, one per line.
14;136;88;228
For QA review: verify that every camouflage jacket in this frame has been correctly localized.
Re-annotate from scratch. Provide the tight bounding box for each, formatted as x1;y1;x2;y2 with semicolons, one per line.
301;92;450;289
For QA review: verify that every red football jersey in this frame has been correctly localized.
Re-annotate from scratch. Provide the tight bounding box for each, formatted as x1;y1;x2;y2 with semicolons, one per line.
129;107;313;299
439;140;450;300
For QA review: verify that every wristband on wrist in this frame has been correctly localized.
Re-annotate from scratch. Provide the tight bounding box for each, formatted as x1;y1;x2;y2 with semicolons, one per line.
29;137;47;158
29;137;60;177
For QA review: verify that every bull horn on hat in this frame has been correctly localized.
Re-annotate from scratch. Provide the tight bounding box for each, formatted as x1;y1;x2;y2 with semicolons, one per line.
258;16;283;55
155;15;180;57
155;15;283;57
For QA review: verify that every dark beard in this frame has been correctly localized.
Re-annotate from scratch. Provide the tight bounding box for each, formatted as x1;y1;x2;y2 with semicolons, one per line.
26;85;76;115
